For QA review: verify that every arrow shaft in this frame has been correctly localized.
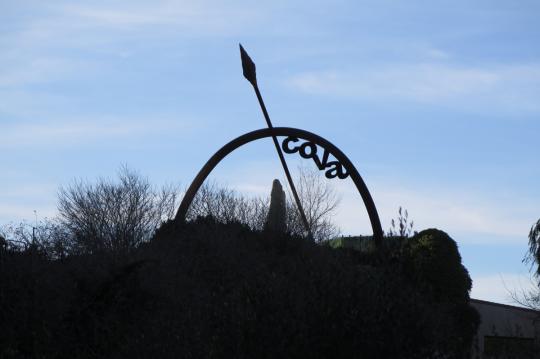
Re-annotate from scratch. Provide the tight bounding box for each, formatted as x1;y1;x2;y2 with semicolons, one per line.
252;85;313;239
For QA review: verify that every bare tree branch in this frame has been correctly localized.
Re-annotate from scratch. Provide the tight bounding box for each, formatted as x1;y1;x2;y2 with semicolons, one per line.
57;166;179;255
185;166;341;241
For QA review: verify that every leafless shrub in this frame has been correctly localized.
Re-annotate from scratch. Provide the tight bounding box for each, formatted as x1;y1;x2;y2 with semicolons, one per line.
286;166;341;241
186;181;269;231
57;166;179;255
187;167;341;241
0;218;71;259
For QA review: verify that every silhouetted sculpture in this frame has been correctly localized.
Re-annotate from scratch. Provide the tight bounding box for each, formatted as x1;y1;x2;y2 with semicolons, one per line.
240;44;311;238
264;179;287;233
175;46;384;247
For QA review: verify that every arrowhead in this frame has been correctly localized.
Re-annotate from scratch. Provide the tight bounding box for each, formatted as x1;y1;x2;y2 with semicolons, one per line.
239;43;257;86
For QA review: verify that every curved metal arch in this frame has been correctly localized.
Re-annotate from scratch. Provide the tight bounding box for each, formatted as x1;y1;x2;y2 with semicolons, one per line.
175;127;383;246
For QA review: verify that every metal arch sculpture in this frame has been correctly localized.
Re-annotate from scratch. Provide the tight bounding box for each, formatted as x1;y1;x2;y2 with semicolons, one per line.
174;126;384;247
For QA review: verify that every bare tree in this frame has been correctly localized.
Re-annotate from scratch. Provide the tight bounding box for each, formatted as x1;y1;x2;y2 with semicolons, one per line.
0;218;71;259
507;277;540;311
185;167;341;241
186;181;269;230
285;166;341;241
57;166;179;255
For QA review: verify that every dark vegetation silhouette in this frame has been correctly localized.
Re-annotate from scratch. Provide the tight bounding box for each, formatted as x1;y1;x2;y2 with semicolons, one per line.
0;170;479;358
57;166;178;256
187;167;340;242
330;206;415;253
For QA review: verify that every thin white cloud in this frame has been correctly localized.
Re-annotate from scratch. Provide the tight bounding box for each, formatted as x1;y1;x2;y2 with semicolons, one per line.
305;177;535;241
0;1;268;89
288;63;540;114
318;180;528;242
471;273;537;305
0;184;57;199
194;163;536;242
372;185;534;241
426;48;451;60
66;7;168;27
39;1;262;36
0;90;71;117
0;116;198;149
0;203;57;224
0;57;92;87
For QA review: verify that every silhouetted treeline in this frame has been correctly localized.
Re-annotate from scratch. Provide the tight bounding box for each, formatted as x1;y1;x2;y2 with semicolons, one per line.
0;218;478;358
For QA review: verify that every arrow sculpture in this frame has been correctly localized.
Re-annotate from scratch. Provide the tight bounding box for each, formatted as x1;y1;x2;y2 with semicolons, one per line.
239;44;313;239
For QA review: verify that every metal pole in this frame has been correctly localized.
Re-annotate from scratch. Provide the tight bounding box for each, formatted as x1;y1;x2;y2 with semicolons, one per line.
240;44;313;239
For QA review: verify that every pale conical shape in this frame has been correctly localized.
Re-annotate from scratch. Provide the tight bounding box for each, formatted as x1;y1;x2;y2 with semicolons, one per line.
264;179;287;233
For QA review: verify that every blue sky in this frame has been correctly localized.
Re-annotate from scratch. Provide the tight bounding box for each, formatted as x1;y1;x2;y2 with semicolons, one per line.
1;0;539;303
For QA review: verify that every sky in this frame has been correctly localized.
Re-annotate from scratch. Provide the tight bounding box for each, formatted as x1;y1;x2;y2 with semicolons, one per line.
1;0;539;304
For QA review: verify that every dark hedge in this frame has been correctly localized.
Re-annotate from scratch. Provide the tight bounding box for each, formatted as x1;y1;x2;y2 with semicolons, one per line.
0;218;478;358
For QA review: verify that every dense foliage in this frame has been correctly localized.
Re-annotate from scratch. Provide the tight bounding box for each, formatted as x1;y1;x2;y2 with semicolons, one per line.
328;228;480;357
401;229;479;356
0;219;478;358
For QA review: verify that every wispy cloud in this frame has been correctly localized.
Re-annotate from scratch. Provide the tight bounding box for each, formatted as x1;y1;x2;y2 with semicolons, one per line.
288;63;540;114
0;57;92;87
311;179;533;241
65;6;168;27
426;48;451;60
0;203;57;224
0;90;71;117
299;175;535;241
471;273;536;305
16;1;265;38
0;116;198;149
64;2;256;30
0;1;269;91
372;184;536;242
195;163;536;242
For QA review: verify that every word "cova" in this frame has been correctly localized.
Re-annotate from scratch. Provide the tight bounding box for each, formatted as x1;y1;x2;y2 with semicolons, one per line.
282;136;349;179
